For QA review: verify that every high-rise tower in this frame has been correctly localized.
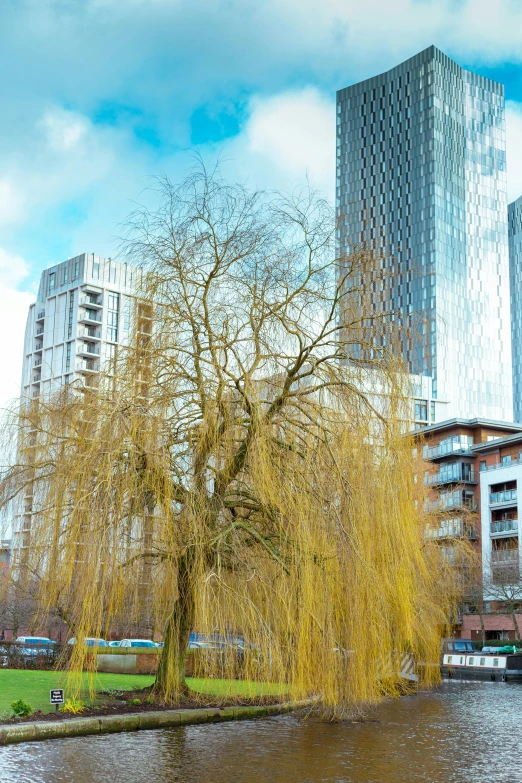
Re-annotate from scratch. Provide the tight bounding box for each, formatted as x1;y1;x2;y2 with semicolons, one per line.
337;45;512;421
509;195;522;422
21;253;145;399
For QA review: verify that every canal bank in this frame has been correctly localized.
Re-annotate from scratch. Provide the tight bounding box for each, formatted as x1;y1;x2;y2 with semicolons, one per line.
0;682;520;783
0;701;302;746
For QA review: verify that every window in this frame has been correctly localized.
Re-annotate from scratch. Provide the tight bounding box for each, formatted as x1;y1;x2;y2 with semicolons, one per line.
67;291;75;339
65;342;72;373
122;297;130;342
430;401;435;422
493;658;499;667
480;658;485;666
414;399;428;421
501;455;512;466
105;343;117;372
107;293;119;343
48;272;55;294
480;460;487;472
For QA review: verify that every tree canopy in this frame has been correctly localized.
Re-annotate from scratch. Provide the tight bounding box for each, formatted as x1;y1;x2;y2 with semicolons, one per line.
0;165;462;715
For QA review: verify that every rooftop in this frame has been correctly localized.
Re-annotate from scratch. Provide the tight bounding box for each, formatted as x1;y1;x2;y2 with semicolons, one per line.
473;430;522;453
414;418;522;439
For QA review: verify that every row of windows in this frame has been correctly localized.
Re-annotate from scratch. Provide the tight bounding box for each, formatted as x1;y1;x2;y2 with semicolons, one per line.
48;260;80;295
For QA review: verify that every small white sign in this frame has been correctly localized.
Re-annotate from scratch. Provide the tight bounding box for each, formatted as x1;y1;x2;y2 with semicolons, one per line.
50;689;64;705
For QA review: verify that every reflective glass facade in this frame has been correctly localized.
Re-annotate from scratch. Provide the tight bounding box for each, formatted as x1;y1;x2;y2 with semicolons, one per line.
337;46;512;421
509;195;522;421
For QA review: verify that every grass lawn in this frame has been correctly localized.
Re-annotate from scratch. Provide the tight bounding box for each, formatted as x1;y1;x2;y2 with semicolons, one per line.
0;669;287;716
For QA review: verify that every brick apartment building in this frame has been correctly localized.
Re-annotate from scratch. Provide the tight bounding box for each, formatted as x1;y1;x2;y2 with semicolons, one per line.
415;419;522;641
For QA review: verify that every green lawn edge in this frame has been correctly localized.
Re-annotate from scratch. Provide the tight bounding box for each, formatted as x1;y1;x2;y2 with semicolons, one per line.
0;670;288;717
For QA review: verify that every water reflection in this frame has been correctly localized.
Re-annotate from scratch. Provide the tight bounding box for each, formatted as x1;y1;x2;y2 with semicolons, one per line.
1;682;521;783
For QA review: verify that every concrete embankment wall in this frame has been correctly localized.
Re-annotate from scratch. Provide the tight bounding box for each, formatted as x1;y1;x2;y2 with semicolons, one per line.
87;649;160;675
0;702;298;746
85;648;198;675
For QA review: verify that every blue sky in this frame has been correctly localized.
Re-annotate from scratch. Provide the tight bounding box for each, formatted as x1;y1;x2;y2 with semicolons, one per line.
1;0;522;404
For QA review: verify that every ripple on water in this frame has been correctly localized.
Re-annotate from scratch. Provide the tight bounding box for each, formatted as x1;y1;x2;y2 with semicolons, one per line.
0;682;521;783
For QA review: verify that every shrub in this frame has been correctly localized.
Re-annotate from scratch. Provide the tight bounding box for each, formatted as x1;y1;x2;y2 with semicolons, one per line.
128;698;141;706
473;639;522;649
103;688;124;697
11;699;33;717
60;698;85;714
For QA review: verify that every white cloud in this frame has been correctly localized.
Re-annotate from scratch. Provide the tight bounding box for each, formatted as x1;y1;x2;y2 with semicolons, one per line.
40;108;90;152
245;89;335;196
0;180;25;227
506;102;522;204
0;248;29;288
0;249;34;410
208;89;335;200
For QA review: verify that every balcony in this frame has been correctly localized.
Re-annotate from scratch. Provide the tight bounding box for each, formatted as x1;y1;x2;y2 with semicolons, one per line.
80;295;103;308
76;358;100;374
36;310;45;322
490;489;517;506
35;342;43;351
33;358;42;367
425;468;478;487
78;310;102;325
76;343;100;358
491;549;519;565
36;327;44;336
428;495;478;512
425;519;478;540
32;373;41;383
423;443;473;461
491;519;518;537
77;326;101;340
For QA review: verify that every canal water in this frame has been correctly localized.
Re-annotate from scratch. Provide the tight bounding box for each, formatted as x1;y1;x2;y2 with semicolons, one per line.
1;682;521;783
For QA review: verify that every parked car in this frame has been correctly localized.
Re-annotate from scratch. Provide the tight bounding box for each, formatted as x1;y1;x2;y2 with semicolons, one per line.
15;636;54;645
67;637;108;647
14;636;57;659
108;640;121;647
118;639;157;648
188;632;258;652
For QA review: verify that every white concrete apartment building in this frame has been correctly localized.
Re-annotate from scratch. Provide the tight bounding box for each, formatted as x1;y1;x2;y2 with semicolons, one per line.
22;253;145;398
474;434;522;601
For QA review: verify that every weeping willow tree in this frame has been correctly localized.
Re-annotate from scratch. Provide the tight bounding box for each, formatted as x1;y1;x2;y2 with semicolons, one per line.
1;165;463;714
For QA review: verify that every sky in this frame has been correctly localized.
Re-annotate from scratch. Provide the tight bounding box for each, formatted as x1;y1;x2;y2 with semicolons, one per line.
2;0;522;406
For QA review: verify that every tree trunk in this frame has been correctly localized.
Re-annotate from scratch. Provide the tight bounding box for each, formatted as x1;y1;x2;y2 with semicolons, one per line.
479;612;486;647
154;553;195;702
511;610;522;642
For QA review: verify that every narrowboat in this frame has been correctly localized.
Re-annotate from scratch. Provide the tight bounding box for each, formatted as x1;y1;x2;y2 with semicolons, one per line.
442;650;522;681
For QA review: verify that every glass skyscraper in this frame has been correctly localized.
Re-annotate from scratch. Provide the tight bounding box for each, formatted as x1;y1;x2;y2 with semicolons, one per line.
509;195;522;422
337;45;513;421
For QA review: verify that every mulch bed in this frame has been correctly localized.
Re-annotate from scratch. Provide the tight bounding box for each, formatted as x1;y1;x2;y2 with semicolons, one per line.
0;686;288;726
